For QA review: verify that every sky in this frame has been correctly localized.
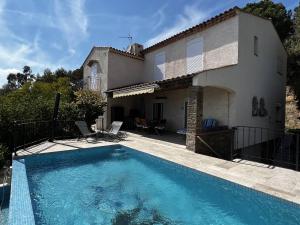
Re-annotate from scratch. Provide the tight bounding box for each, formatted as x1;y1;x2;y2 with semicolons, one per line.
0;0;297;86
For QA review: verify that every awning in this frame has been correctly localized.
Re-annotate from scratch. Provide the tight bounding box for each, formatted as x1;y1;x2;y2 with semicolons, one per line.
111;83;159;98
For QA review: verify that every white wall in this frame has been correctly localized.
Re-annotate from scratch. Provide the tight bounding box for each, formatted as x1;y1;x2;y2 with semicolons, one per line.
83;48;109;94
108;52;144;89
193;12;287;142
144;89;188;131
143;16;239;82
203;87;232;126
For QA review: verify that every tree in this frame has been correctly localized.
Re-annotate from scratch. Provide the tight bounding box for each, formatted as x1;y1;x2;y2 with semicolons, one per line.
286;3;300;107
6;65;35;90
73;89;106;126
243;0;293;41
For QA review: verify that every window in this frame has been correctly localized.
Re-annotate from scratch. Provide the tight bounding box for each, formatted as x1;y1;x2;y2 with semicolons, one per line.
153;103;164;120
186;37;203;74
154;52;165;80
254;36;258;56
90;63;99;90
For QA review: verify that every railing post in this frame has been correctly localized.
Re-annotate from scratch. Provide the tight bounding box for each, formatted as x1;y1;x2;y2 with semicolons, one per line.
230;129;234;161
12;121;17;156
296;133;299;171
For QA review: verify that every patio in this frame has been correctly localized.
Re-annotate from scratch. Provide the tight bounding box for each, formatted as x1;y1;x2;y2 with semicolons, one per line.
15;132;300;205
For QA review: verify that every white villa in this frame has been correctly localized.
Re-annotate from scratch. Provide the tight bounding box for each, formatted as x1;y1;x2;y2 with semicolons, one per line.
82;7;287;152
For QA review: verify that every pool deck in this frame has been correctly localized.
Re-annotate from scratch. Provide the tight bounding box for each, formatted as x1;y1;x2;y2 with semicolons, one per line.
16;132;300;205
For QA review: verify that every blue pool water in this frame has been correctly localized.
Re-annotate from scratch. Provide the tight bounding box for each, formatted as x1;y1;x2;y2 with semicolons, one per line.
22;145;300;225
0;186;10;225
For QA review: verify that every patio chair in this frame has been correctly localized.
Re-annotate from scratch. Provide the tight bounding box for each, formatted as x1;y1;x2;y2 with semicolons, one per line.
75;121;99;141
202;118;217;130
154;119;167;135
176;118;218;135
135;117;144;130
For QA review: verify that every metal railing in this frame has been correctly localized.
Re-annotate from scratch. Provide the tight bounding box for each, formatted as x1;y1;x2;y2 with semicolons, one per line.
233;126;300;171
11;120;78;153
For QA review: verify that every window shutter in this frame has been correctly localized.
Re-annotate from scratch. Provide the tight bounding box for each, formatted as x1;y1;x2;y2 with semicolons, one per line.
154;52;165;80
186;37;203;74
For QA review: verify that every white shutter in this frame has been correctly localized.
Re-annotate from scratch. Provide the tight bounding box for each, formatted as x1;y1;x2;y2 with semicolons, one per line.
90;63;98;90
154;52;165;80
186;37;203;74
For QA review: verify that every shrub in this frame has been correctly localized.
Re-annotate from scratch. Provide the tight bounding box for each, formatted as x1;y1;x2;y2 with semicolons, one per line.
0;144;9;168
74;89;107;126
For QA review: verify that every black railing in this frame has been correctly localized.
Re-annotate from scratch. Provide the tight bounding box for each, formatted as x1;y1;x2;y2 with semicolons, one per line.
11;120;78;153
233;126;300;171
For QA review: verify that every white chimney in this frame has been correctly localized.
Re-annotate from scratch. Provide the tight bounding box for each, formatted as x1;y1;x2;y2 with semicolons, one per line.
127;43;143;56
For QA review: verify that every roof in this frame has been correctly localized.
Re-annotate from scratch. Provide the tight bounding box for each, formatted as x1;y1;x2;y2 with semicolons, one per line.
106;73;196;98
82;46;144;68
83;6;284;66
142;7;240;54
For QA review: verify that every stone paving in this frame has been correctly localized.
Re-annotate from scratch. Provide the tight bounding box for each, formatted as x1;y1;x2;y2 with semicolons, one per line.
17;132;300;205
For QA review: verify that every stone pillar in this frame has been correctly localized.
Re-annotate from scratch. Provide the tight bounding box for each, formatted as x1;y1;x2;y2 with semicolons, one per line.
186;86;203;151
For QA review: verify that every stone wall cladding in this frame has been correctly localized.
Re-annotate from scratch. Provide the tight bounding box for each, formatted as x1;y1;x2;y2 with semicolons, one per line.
186;87;203;151
285;86;300;129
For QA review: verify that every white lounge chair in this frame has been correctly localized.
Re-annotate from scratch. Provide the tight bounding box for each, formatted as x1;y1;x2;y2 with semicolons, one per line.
75;121;99;141
103;121;123;137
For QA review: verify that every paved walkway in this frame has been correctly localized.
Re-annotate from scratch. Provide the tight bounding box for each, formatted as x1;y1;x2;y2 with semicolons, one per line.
17;132;300;205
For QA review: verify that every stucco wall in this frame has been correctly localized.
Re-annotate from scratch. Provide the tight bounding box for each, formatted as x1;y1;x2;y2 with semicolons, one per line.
144;89;189;131
107;52;144;89
83;48;109;94
203;87;232;126
193;12;287;132
143;16;239;82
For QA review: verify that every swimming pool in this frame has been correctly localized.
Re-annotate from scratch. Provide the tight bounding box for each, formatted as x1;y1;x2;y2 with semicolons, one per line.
9;145;300;225
0;185;10;225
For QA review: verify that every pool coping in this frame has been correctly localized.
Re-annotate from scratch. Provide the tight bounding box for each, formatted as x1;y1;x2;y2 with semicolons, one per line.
9;144;300;225
15;136;300;206
8;159;35;225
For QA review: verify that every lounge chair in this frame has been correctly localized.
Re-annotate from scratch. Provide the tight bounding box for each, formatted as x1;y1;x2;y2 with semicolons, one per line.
102;121;125;141
75;121;99;141
104;121;123;136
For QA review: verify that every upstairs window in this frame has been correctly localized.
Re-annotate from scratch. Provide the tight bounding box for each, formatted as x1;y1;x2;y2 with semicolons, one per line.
154;52;165;80
254;36;258;56
186;37;203;74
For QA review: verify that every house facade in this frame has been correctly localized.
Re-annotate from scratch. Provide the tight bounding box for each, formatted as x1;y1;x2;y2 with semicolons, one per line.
82;7;287;152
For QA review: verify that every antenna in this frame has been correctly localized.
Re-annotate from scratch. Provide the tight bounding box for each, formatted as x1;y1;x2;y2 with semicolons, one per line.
119;34;133;48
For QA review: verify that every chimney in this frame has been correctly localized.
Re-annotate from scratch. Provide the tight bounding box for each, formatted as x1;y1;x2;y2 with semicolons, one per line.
127;43;143;56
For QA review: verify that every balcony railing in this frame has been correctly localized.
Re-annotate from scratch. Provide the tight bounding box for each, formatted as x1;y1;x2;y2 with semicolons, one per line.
83;76;101;91
10;120;78;153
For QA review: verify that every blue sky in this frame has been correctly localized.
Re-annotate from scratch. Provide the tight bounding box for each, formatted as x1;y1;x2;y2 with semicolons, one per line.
0;0;297;86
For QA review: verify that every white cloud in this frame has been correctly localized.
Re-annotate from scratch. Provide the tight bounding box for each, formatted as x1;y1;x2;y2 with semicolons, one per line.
0;68;21;87
145;4;210;47
54;0;88;54
144;0;239;47
0;0;90;86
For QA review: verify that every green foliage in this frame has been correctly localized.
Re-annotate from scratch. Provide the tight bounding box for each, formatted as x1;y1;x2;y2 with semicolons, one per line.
6;65;36;90
74;89;107;126
285;4;300;108
0;144;9;168
243;0;293;41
